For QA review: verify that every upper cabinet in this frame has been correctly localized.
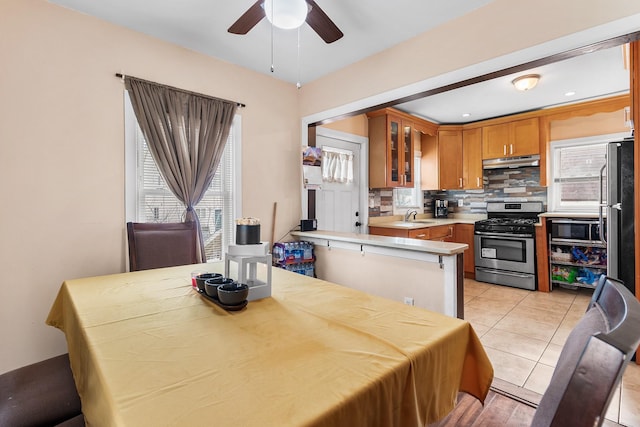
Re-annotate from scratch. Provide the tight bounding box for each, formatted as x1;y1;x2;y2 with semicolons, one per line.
422;126;482;191
437;129;463;190
462;128;483;189
482;117;540;159
368;108;437;188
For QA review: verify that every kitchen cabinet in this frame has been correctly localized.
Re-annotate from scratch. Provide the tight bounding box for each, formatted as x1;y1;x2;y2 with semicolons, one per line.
368;226;411;238
536;220;550;292
427;224;455;242
454;223;475;277
437;130;463;190
369;224;454;242
482;117;540;159
462;128;483;189
368;111;414;188
422;127;482;191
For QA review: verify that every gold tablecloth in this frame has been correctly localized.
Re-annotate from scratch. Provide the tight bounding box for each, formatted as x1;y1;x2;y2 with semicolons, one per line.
46;263;493;427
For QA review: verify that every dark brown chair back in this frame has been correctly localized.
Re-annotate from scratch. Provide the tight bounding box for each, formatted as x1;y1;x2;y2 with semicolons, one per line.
531;276;640;427
126;221;200;271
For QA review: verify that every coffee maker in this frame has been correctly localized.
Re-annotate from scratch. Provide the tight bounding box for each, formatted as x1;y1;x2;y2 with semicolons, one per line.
434;200;449;218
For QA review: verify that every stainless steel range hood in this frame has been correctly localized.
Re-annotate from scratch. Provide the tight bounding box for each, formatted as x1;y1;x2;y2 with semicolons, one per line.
482;154;540;170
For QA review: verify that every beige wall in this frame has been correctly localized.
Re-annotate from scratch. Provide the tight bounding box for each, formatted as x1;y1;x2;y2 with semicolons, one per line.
550;110;631;140
319;114;368;137
0;0;300;373
2;0;640;374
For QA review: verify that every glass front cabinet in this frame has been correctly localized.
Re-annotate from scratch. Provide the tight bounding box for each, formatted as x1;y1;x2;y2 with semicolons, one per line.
367;109;414;188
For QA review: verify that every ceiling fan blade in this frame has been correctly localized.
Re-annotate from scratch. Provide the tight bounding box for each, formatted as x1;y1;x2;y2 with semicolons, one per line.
305;0;343;44
228;0;266;35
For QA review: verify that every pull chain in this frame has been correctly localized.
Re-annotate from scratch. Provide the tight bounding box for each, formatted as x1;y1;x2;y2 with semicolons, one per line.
270;1;274;73
296;27;301;88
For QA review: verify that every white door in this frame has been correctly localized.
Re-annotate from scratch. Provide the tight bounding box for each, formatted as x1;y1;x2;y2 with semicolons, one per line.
316;135;361;233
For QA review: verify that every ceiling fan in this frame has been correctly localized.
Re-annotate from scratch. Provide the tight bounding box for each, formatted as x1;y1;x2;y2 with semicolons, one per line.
228;0;344;44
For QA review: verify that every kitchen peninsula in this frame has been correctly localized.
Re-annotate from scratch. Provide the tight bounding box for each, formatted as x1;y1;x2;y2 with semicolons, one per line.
291;230;467;318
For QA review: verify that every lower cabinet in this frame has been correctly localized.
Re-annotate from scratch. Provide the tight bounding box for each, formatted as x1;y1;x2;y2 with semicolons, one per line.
369;223;473;277
454;223;475;278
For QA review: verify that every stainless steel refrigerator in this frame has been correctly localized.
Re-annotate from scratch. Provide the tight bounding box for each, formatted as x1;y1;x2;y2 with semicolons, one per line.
600;137;635;296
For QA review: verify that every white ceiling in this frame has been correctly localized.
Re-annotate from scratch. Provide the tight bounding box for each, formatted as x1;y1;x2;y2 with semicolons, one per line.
396;45;630;123
49;0;631;123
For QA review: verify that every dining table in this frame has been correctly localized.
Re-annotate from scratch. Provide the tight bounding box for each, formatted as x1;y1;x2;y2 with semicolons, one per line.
46;262;493;427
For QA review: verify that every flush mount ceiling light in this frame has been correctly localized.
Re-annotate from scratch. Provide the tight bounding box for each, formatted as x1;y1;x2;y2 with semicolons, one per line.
512;74;540;91
264;0;308;30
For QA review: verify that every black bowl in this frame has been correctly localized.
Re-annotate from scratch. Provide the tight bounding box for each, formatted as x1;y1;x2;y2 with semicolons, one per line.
204;277;234;298
217;282;249;306
195;273;222;293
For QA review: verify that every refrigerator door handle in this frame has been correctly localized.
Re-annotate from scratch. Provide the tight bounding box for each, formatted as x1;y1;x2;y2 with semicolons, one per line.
599;163;607;243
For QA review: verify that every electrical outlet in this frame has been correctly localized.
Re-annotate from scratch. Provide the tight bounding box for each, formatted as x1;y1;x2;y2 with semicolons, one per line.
403;297;414;306
458;199;464;207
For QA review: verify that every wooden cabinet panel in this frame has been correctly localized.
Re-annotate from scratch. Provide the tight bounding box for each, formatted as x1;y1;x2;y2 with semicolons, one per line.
408;228;430;240
428;224;455;241
482;118;540;159
454;223;475;277
368;226;409;238
462;128;483;189
511;118;540;156
482;123;511;159
536;219;550;292
438;130;463;190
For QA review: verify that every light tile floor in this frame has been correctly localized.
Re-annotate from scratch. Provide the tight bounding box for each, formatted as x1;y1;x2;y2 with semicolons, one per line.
464;278;640;427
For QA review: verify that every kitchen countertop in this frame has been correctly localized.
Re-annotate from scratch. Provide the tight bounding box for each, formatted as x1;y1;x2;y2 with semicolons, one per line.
291;230;467;256
367;216;481;230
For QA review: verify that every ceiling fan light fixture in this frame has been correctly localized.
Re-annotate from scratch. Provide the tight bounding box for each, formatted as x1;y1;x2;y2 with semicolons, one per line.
264;0;308;30
512;74;540;91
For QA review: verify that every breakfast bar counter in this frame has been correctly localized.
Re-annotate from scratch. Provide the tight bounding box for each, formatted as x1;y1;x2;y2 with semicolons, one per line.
292;230;466;317
46;263;493;427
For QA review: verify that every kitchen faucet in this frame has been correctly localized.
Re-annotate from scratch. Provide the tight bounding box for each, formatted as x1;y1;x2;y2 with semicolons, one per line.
404;210;418;222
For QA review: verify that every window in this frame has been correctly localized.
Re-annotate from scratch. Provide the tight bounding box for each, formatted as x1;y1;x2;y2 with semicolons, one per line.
124;94;241;261
549;134;625;212
394;151;422;212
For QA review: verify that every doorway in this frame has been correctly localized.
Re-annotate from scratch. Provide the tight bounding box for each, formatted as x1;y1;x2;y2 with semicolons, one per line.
314;128;368;233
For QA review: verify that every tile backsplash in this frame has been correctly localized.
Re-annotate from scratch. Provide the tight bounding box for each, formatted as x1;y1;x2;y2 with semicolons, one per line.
369;166;547;217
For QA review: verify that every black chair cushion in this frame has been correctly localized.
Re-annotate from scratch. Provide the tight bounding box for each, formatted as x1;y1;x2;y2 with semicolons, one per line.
0;354;82;427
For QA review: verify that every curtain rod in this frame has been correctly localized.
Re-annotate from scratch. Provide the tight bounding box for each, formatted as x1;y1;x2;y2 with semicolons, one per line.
115;73;246;108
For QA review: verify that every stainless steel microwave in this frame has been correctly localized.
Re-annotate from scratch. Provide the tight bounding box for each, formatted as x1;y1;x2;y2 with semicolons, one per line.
550;219;603;243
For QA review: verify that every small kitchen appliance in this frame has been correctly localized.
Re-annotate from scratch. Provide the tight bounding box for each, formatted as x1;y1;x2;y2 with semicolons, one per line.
474;201;544;290
434;200;449;218
300;219;317;231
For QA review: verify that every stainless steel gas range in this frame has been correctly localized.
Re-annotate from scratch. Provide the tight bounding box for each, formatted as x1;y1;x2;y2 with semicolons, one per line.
474;201;544;290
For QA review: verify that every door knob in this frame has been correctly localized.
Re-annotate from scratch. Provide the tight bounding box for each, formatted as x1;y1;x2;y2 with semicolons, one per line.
355;221;362;227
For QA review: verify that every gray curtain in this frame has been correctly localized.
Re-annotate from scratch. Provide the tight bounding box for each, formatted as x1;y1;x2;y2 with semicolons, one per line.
125;77;237;262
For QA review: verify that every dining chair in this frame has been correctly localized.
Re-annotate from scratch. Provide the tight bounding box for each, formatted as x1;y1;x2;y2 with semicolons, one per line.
0;353;83;426
127;221;200;271
430;275;640;427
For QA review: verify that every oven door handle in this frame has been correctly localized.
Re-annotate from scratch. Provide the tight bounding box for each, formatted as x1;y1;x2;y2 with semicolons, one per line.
474;231;534;239
475;267;533;278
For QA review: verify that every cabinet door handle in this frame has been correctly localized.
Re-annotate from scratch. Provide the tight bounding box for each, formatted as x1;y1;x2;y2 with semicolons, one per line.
476;177;480;187
416;233;426;238
503;145;507;156
510;144;514;155
459;177;463;188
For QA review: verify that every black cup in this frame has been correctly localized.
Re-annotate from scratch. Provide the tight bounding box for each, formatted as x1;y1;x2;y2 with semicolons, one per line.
195;273;222;293
217;282;249;306
204;277;234;298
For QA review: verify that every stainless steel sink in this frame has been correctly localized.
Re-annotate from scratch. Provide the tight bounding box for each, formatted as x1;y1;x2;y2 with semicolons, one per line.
411;219;434;224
